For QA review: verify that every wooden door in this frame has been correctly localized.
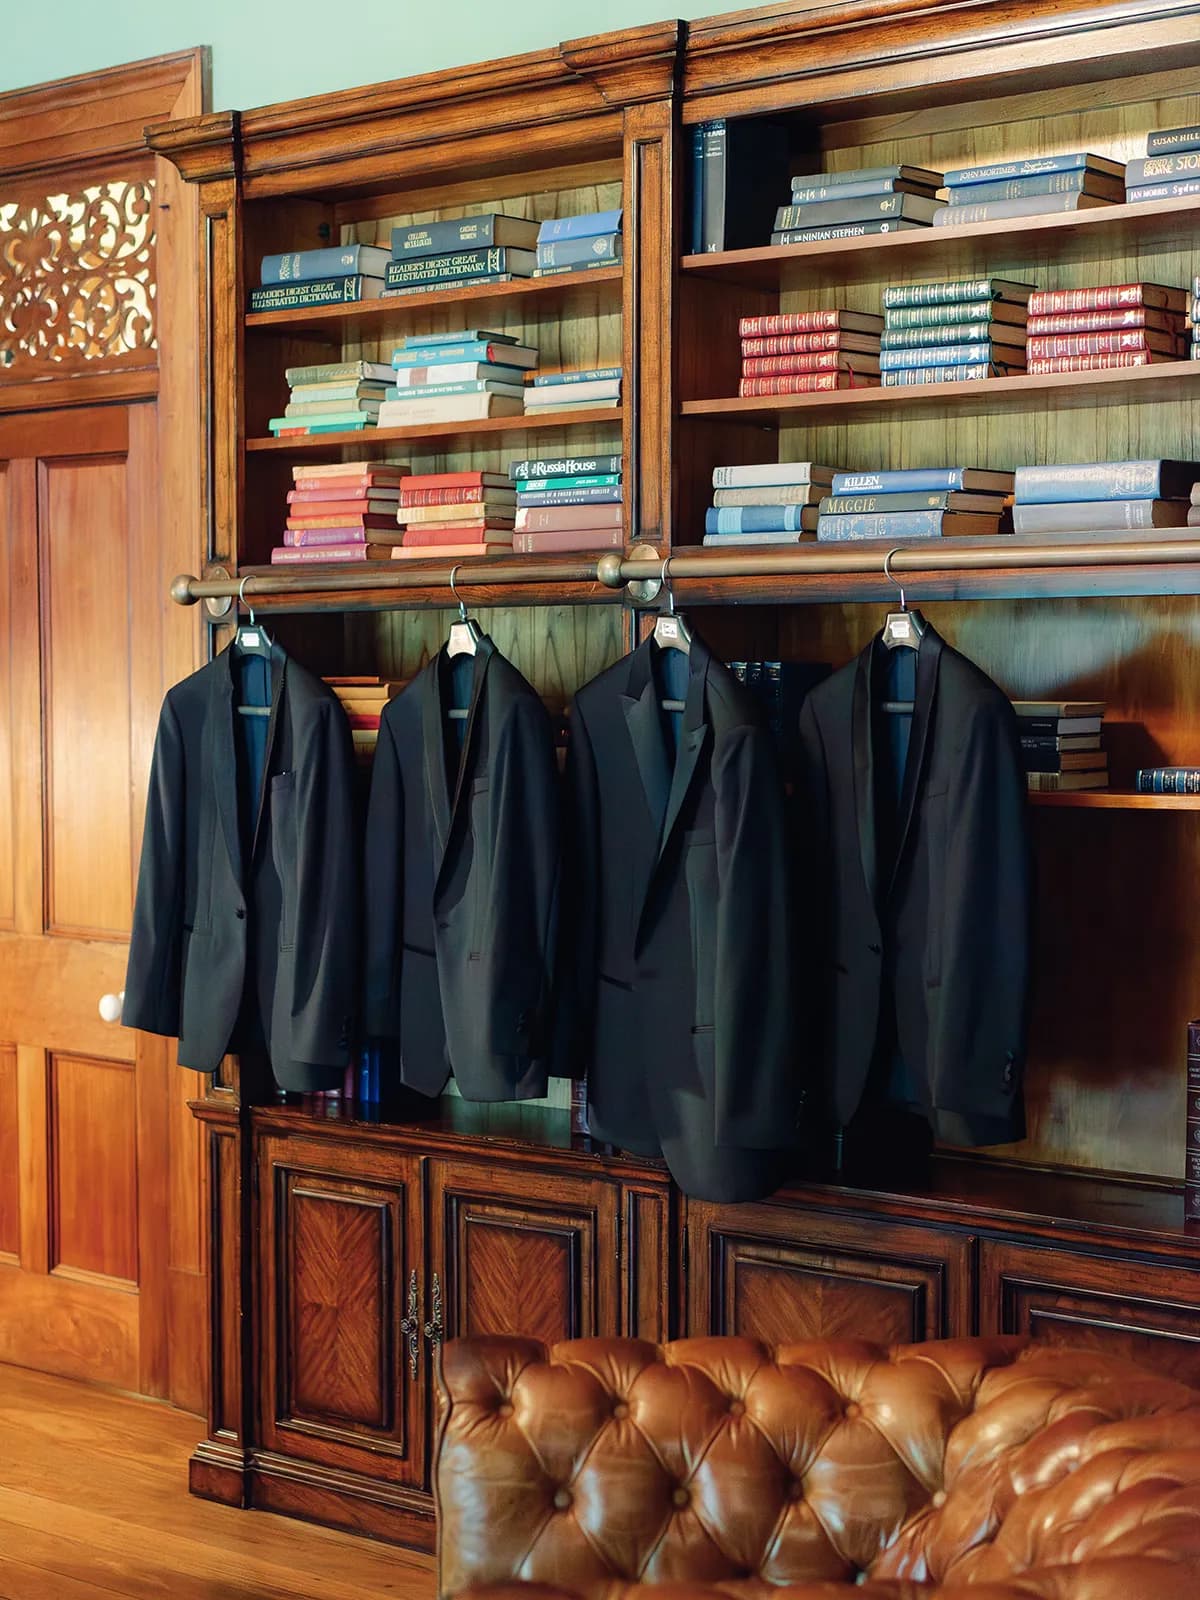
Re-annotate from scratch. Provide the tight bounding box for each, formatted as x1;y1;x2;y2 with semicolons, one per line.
256;1130;427;1494
428;1155;621;1348
0;401;174;1395
685;1201;974;1345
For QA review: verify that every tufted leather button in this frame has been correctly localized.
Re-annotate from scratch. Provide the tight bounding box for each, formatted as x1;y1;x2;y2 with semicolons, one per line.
612;1402;629;1420
931;1489;947;1508
497;1402;513;1419
728;1398;744;1417
552;1488;572;1511
672;1486;690;1508
844;1401;861;1420
789;1476;804;1502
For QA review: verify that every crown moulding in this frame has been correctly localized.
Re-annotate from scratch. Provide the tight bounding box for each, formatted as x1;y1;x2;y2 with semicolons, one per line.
145;110;240;184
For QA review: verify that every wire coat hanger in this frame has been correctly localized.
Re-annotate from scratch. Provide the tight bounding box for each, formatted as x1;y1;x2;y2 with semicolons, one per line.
881;547;926;652
445;566;482;720
652;556;691;714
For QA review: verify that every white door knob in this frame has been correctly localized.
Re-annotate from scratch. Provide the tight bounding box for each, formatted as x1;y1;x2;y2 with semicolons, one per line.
98;990;125;1023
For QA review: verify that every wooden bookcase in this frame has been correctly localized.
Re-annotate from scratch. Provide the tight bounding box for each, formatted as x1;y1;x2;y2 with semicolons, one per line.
148;0;1200;1552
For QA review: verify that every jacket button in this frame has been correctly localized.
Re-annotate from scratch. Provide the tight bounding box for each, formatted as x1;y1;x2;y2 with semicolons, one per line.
235;907;246;920
868;942;881;954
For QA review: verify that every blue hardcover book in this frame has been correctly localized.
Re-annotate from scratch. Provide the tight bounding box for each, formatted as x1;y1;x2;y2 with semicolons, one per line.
789;177;925;203
392;341;534;367
882;363;1019;384
1013;460;1200;503
406;328;517;348
818;511;947;541
1126;177;1200;203
248;275;383;312
948;170;1118;205
705;505;813;534
943;152;1124;186
1126;153;1200;183
537;209;623;243
1147;124;1200;155
832;468;1013;494
389;214;539;259
262;244;391;283
536;233;623;269
382;380;524;401
1136;767;1200;793
531;367;622;387
879;342;1021;370
702;530;812;546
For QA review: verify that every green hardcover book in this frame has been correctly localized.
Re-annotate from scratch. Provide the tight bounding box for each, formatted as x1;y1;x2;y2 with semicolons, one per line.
248;275;383;312
268;414;375;433
516;473;623;492
382;248;534;287
288;383;390;403
880;321;1029;350
531;259;625;278
884;299;1029;329
882;277;1036;310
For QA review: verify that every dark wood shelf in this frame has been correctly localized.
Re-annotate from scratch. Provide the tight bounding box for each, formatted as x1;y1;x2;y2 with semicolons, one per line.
680;361;1200;427
243;267;623;340
245;406;623;457
681;195;1200;291
1028;788;1200;809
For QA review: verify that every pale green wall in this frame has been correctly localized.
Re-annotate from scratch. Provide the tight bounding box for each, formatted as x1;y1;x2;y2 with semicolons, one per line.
0;2;710;112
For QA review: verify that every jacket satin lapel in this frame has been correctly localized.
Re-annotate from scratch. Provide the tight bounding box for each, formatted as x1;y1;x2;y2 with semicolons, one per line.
657;649;710;865
851;642;879;913
620;641;672;835
212;649;244;891
887;624;943;900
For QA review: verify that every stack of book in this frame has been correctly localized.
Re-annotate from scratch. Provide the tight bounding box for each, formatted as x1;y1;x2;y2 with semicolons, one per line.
934;152;1125;227
511;451;623;553
269;358;393;437
383;213;538;296
1025;283;1187;374
377;330;535;427
523;365;621;416
1016;700;1108;793
1011;459;1199;538
817;467;1014;543
324;676;407;759
248;242;389;312
737;310;883;396
270;462;409;564
879;277;1032;385
770;164;944;245
394;470;516;559
703;461;839;546
1125;124;1200;206
533;209;622;278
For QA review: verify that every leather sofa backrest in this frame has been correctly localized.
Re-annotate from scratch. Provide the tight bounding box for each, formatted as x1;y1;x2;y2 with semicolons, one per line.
434;1335;1200;1597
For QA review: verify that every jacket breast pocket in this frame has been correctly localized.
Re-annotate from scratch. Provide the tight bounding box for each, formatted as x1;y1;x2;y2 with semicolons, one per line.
270;773;297;951
684;828;717;1028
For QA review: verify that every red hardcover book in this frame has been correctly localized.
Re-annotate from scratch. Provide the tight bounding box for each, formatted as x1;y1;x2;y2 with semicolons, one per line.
514;504;625;531
1187;1021;1200;1221
400;525;516;545
286;494;400;514
284;514;398;532
1027;283;1187;315
1026;329;1177;358
741;352;880;377
1026;351;1165;373
737;310;885;338
398;484;516;507
1026;307;1184;336
396;470;511;490
513;527;624;553
740;331;879;357
283;527;372;548
346;712;382;730
293;461;407;480
285;476;405;494
737;372;878;396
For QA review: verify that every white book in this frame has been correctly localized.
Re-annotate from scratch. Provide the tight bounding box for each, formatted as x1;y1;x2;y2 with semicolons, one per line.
377;394;525;425
712;462;839;489
389;362;526;387
524;378;622;405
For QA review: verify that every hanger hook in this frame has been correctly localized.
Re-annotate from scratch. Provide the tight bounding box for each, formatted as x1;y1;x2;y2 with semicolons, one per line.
883;547;907;613
237;573;256;628
448;564;468;622
660;555;676;617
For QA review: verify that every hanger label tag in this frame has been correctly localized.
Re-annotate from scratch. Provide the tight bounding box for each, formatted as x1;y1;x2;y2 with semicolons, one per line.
884;614;914;645
657;617;679;641
241;629;261;648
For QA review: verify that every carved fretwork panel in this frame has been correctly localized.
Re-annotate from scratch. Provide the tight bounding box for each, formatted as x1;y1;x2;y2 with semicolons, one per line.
0;178;156;378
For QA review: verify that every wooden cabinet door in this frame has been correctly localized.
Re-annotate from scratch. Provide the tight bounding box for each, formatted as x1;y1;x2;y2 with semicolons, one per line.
257;1131;426;1490
981;1238;1200;1385
428;1155;621;1347
686;1200;974;1344
0;404;176;1396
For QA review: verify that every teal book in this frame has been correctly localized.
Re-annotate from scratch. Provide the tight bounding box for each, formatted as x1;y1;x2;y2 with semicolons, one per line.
268;414;375;433
882;277;1034;310
885;299;1028;328
517;473;622;491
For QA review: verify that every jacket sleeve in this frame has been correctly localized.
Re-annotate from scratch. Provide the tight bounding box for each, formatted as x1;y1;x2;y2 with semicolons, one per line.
482;693;560;1066
290;699;360;1065
552;697;599;1078
713;721;800;1148
363;708;404;1039
123;695;186;1037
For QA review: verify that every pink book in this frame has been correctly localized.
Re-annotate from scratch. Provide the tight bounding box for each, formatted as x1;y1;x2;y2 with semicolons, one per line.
270;544;371;563
513;527;624;553
283;527;375;547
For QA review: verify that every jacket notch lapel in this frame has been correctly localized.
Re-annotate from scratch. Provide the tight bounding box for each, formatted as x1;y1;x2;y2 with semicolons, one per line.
432;638;495;898
620;642;672;835
887;626;943;900
656;659;709;866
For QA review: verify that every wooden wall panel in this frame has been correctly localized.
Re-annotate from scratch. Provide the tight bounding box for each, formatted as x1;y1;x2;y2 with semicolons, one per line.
0;463;14;933
40;454;134;941
0;1042;18;1259
49;1052;138;1284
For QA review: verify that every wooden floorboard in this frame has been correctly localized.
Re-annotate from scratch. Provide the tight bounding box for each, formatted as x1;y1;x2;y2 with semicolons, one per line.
0;1364;435;1600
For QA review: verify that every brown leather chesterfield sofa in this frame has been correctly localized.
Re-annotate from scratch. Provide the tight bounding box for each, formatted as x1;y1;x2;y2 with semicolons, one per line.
435;1335;1200;1600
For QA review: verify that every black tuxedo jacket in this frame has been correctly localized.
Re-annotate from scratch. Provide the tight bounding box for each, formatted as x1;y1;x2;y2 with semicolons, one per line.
124;643;359;1090
796;624;1030;1146
364;636;559;1100
559;634;800;1203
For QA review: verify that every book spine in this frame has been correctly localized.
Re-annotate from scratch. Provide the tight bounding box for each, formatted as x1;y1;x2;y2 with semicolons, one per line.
879;342;1013;370
822;492;954;514
1027;331;1158;357
392;343;512;366
882;362;1006;384
771;219;923;244
1136;768;1200;793
285;362;385;384
1013;462;1165;501
933;192;1097;224
833;469;967;492
1029;285;1177;313
512;528;625;553
531;367;622;386
886;300;1012;328
537;208;623;242
384;248;510;287
1188;1024;1200;1217
882;276;1017;309
1027;352;1152;373
742;351;863;376
1126;177;1200;203
382;274;515;297
248;276;371;312
775;192;916;228
398;487;509;506
689;124;705;255
390;217;510;256
1129;151;1200;182
518;473;622;491
818;512;945;540
283;527;375;547
705;506;809;533
741;332;853;356
738;373;873;395
535;233;622;268
1147;124;1200;154
738;311;845;336
508;454;622;481
1012;499;1169;532
514;486;622;506
880;321;1003;348
261;245;377;283
943;152;1099;184
384;381;521;400
270;545;370;563
948;170;1104;203
789;176;916;202
701;119;727;252
514;505;624;531
1026;308;1166;334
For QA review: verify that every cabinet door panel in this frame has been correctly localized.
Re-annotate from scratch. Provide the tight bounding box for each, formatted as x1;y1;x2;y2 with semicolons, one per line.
258;1133;424;1487
429;1156;620;1346
687;1200;974;1344
981;1239;1200;1385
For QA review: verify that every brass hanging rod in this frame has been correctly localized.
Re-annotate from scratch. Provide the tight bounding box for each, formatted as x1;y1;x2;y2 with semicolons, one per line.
171;538;1200;613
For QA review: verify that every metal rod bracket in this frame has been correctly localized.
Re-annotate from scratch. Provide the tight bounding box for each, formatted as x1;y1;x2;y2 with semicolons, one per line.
624;543;663;606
